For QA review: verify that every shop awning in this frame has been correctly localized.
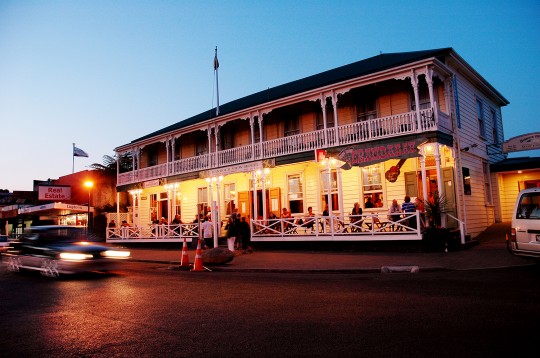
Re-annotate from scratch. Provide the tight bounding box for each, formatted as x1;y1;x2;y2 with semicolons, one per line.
18;203;93;216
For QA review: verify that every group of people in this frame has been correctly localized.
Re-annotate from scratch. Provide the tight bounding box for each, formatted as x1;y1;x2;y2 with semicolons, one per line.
225;213;253;254
387;196;424;229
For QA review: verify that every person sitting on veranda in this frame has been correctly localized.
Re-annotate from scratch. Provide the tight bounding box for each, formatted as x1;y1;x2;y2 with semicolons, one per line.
304;206;316;232
267;211;280;232
281;207;292;230
388;199;402;230
321;204;330;231
350;202;363;231
401;196;416;230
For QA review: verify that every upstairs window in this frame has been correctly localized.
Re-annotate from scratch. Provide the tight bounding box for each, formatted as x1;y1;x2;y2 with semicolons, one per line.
477;99;485;137
284;116;300;137
357;98;377;122
316;100;335;130
491;109;499;144
411;82;431;110
196;137;208;155
147;144;158;167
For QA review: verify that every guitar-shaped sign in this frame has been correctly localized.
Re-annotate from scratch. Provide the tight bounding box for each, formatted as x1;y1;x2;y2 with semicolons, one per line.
385;158;407;183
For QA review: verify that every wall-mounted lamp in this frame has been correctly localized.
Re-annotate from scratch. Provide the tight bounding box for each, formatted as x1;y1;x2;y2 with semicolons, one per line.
461;144;478;152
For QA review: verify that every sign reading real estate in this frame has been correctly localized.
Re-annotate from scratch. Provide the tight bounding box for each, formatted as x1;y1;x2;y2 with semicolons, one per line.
502;132;540;153
38;186;71;201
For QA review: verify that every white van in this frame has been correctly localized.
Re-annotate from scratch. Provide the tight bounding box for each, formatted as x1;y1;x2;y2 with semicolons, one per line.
509;188;540;261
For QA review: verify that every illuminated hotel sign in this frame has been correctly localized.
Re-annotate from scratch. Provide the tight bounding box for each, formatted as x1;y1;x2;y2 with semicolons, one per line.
38;186;71;201
330;137;426;168
502;133;540;153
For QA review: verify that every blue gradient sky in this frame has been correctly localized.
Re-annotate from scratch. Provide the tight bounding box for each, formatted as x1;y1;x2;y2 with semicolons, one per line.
1;0;539;191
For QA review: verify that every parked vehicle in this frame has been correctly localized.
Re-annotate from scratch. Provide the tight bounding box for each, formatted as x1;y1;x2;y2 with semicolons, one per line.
2;225;130;278
509;188;540;261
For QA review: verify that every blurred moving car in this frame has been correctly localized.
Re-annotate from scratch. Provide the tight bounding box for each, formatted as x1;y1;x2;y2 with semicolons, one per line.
2;225;130;278
509;188;540;262
0;235;10;253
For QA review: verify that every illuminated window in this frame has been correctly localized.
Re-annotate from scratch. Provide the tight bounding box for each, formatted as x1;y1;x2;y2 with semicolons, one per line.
320;169;339;212
288;174;304;214
362;164;384;209
223;183;236;216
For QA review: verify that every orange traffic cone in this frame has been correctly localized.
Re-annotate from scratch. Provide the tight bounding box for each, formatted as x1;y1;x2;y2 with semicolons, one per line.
180;238;190;267
190;239;205;272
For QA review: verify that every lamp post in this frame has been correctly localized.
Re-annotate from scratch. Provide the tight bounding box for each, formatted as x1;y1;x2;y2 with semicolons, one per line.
84;181;93;235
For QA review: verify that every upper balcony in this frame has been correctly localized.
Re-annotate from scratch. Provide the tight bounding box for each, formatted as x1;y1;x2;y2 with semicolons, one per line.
118;107;451;186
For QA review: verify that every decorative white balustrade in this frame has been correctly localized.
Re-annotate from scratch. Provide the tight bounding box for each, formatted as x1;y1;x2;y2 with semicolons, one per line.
119;108;445;185
105;212;423;243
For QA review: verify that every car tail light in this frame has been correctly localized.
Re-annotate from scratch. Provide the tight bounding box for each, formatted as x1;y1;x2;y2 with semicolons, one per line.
510;227;516;242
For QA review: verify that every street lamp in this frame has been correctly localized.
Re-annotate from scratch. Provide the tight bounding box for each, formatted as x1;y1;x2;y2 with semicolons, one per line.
84;181;93;235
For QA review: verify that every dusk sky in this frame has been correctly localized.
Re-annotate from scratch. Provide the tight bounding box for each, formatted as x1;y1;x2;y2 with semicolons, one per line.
1;0;539;191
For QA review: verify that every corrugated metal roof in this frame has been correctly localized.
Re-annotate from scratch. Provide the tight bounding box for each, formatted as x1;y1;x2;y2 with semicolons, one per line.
128;48;453;144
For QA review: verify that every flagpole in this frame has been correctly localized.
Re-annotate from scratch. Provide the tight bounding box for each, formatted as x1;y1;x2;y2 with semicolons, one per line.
72;143;75;173
214;46;220;116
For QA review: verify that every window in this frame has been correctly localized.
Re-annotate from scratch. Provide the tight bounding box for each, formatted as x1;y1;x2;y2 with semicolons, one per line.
411;82;431;110
516;192;540;220
320;169;339;212
284;116;300;137
491;109;498;144
174;190;181;216
483;162;492;205
196;138;208;155
477;99;485;137
197;187;208;218
316;102;335;130
462;167;471;195
287;174;304;214
362;164;383;209
223;183;236;216
149;193;168;222
147;144;158;167
357;98;377;122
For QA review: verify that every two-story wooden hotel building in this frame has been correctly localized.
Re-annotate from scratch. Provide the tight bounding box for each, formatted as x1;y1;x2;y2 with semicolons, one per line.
111;48;509;244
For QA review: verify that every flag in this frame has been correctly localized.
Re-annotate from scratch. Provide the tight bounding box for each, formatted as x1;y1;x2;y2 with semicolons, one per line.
214;47;219;70
73;146;89;158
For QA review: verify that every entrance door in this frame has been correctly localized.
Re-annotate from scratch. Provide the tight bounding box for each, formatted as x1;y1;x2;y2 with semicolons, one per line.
442;167;457;228
237;191;250;218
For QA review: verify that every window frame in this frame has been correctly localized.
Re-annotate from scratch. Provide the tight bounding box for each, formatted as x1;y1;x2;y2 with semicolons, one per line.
491;109;499;144
287;173;304;215
320;169;339;212
476;98;486;138
361;164;384;210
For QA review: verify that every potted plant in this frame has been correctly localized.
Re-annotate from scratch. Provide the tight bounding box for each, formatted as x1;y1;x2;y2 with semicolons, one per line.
422;191;451;252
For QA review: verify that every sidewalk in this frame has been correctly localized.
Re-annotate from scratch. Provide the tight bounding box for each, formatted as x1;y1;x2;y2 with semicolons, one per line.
124;223;533;272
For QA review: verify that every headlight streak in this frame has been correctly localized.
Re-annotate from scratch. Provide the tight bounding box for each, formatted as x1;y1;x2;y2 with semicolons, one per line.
59;252;93;260
101;250;130;258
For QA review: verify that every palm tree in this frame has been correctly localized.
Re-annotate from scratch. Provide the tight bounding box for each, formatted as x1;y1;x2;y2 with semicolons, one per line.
89;153;133;176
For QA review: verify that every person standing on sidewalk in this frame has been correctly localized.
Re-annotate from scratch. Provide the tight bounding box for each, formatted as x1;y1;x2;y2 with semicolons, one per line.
225;215;238;251
239;216;253;254
201;217;213;249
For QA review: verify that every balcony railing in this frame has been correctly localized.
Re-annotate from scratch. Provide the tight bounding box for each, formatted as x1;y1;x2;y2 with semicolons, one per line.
105;212;423;243
119;108;444;185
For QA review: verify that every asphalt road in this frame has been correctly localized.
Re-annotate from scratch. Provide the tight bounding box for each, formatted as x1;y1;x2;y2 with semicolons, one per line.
1;261;539;357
